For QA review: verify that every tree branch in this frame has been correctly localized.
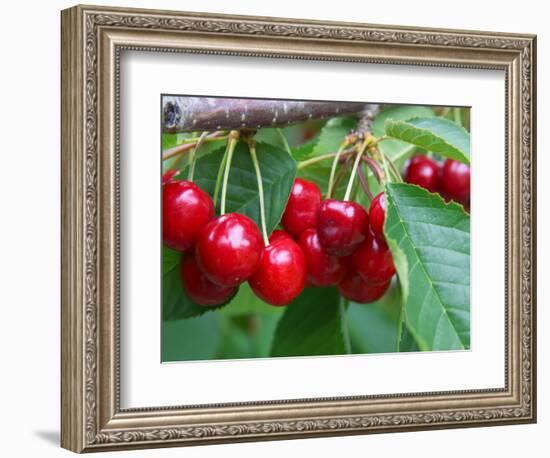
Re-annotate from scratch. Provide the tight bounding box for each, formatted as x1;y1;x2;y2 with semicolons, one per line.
163;96;375;133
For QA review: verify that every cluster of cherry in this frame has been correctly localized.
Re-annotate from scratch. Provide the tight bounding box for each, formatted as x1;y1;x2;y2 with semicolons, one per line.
163;152;470;309
403;155;471;208
162;171;395;307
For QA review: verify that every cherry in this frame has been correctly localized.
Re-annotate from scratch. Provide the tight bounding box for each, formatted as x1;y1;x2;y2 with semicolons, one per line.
162;169;178;185
316;199;369;256
269;229;292;244
298;228;349;287
249;237;306;306
195;213;263;287
281;178;322;238
404;155;441;193
369;192;387;240
163;180;214;252
352;231;395;283
338;270;391;304
180;255;236;306
441;159;470;204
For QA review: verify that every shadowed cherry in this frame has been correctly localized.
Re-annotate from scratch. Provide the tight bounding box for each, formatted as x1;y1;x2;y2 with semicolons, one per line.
441;159;470;204
338;270;391;304
269;229;293;244
352;230;396;284
180;255;236;306
298;228;349;287
316;199;369;256
404;155;441;193
162;169;178;185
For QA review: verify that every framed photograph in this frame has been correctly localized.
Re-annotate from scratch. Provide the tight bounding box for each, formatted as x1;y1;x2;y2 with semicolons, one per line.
61;4;537;453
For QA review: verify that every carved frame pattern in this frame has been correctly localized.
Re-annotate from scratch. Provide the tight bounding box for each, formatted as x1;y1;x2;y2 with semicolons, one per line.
60;4;536;453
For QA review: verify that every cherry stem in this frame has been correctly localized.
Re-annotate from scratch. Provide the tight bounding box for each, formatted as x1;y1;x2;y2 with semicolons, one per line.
220;131;240;215
213;141;230;207
276;128;292;155
379;149;393;186
340;297;352;354
187;131;209;181
385;154;403;183
162;131;227;161
297;148;354;170
343;140;368;201
327;141;350;199
248;139;270;246
362;155;385;184
357;162;374;201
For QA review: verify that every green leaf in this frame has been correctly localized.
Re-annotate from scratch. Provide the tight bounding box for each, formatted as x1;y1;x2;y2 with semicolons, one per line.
373;105;435;137
162;247;235;320
162;312;222;361
352;106;436;203
181;141;297;235
291;139;317;161
270;287;345;357
347;282;401;354
312;117;356;155
221;283;284;317
373;105;435;166
385;117;470;164
384;183;470;351
291;117;356;161
398;321;420;352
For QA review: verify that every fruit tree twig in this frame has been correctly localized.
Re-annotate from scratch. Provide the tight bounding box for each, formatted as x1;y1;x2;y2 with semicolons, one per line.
163;96;377;133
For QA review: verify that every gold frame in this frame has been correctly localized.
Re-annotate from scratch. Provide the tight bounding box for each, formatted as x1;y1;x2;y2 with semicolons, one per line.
61;4;537;453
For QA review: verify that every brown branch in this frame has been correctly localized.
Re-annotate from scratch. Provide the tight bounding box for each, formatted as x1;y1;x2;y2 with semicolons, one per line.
163;96;376;133
356;105;382;136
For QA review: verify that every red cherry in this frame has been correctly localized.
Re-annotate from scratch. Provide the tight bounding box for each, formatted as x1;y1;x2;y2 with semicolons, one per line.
352;231;396;283
338;270;391;304
281;178;322;238
441;159;470;204
249;238;306;306
162;169;178;184
269;229;292;244
369;192;387;240
298;228;348;287
195;213;263;287
316;199;369;256
163;180;214;252
404;155;441;192
180;255;236;306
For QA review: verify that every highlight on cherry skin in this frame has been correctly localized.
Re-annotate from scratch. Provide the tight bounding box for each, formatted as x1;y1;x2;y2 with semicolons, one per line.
369;192;387;240
162;180;214;252
248;235;307;306
194;212;264;288
316;199;369;257
281;178;322;239
403;154;440;193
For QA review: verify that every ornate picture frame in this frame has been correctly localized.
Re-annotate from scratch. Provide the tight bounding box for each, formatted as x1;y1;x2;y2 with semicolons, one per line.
61;4;537;453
